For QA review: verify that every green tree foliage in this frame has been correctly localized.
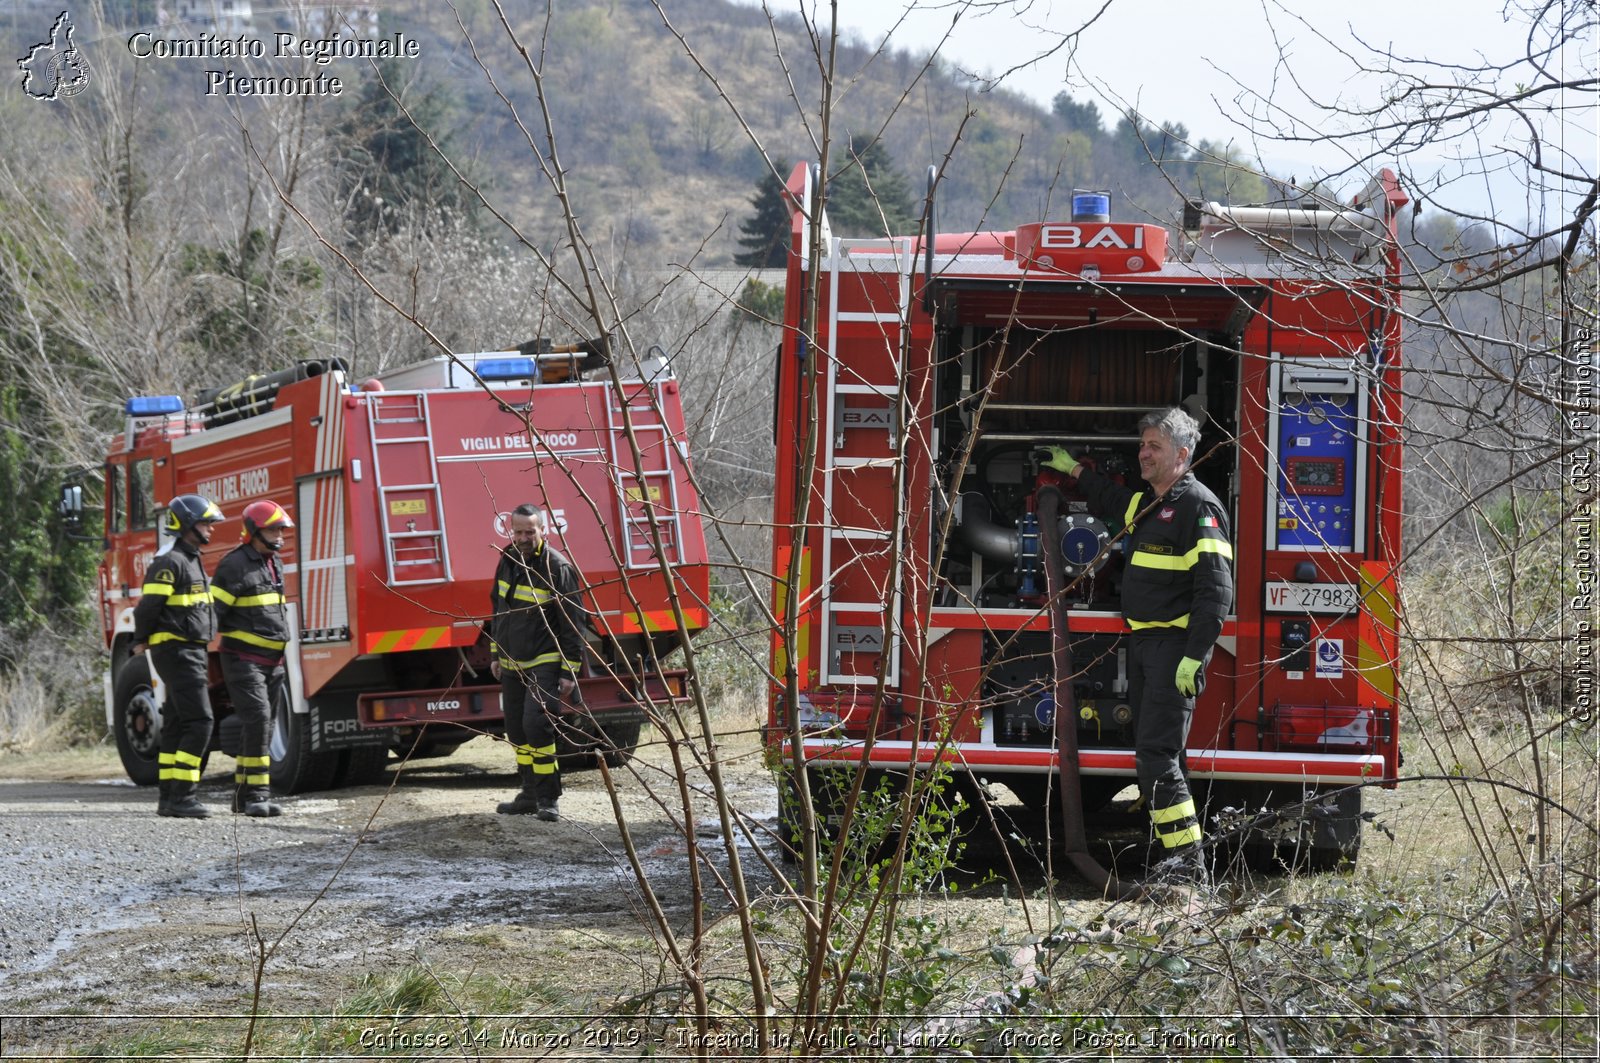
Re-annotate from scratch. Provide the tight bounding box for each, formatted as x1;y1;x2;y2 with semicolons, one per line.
1052;92;1103;135
734;161;792;268
0;213;95;666
335;59;472;237
828;137;917;238
0;383;93;667
180;228;323;362
735;278;785;321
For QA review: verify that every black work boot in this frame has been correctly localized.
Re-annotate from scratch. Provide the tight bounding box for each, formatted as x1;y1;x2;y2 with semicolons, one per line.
535;800;560;823
156;779;173;816
242;786;282;817
160;781;211;819
160;795;211;819
497;762;540;815
231;783;247;815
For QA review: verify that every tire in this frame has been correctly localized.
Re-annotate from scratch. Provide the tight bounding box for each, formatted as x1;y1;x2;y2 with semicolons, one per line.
1243;785;1363;874
336;744;389;787
112;656;161;786
269;696;340;794
1301;786;1363;872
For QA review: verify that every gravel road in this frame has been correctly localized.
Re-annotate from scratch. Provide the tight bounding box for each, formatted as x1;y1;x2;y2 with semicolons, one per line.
0;739;783;1032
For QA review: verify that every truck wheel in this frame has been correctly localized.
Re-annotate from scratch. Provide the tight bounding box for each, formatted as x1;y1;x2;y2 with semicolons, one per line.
599;721;641;768
269;698;339;794
1301;786;1363;871
1244;786;1363;873
336;745;389;787
112;656;161;786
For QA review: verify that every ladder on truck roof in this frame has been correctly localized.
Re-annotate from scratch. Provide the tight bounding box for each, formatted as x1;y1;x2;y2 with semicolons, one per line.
366;391;453;586
605;380;685;570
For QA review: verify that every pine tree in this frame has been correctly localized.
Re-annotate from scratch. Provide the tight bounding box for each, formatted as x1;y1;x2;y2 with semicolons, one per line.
733;161;792;268
827;137;917;237
336;59;471;237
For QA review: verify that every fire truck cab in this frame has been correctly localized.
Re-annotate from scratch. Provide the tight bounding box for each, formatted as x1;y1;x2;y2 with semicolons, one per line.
76;344;709;793
769;166;1406;869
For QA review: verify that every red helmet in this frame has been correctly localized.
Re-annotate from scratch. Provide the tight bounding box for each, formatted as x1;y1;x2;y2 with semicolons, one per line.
241;500;294;542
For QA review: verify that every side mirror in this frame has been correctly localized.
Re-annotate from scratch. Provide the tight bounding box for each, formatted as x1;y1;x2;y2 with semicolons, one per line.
58;483;100;544
59;483;84;533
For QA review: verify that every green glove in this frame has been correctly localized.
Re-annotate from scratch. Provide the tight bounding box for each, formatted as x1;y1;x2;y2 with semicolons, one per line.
1175;656;1202;697
1042;445;1081;476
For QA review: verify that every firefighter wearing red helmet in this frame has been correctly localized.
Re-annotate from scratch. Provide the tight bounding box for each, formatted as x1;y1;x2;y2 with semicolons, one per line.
131;493;223;819
211;500;295;817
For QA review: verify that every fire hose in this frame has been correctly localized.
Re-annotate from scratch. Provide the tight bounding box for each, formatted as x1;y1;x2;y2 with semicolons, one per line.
1035;484;1142;900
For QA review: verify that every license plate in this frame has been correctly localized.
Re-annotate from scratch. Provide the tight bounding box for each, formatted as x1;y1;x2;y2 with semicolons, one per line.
1264;581;1359;614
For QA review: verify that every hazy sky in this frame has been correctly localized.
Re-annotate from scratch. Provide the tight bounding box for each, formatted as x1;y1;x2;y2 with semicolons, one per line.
734;0;1595;214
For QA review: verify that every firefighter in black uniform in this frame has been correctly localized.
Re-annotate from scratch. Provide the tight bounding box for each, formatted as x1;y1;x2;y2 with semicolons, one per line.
488;504;588;821
132;494;224;819
212;500;295;818
1045;407;1234;882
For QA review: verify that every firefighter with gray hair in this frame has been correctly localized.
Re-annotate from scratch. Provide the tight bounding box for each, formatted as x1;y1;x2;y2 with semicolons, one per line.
1044;406;1235;884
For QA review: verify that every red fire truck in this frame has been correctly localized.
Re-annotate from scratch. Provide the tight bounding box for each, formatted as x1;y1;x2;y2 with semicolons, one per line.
769;165;1405;870
72;344;709;792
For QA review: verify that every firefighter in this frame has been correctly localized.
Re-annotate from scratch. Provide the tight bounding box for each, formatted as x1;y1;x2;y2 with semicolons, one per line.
212;500;294;818
1044;407;1234;884
488;505;588;821
131;494;224;819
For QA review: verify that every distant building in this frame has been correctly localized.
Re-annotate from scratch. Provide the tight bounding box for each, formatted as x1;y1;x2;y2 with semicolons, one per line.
306;4;379;39
164;0;255;35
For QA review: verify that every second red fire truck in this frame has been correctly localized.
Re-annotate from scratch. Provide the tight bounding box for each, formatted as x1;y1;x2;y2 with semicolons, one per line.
73;343;710;792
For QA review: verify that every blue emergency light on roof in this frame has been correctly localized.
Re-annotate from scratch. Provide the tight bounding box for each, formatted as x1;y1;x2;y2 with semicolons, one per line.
475;357;536;382
1071;191;1111;223
126;395;184;416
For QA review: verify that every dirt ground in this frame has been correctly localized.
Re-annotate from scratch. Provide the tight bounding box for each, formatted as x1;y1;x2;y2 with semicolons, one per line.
0;725;808;1051
0;717;1458;1059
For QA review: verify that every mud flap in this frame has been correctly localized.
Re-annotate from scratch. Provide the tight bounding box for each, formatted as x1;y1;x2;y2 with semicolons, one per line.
310;693;386;752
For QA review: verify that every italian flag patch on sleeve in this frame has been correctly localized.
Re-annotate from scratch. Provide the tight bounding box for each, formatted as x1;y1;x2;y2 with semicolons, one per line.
1199;516;1219;528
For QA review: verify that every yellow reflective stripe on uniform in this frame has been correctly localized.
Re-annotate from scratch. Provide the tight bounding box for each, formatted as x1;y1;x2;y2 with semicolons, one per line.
498;652;579;671
232;592;284;607
234;769;271;785
515;744;535;766
159;751;177;781
511;586;553;604
165;591;212;607
497;579;511;597
210;585;236;606
1123;492;1143;533
142;583;174;597
1128;615;1190;630
532;651;580;670
1129;538;1235;572
1150;798;1197;825
222;629;287;650
528;743;557;775
1157;823;1204;847
167;749;203;782
147;631;204;645
238;755;271;768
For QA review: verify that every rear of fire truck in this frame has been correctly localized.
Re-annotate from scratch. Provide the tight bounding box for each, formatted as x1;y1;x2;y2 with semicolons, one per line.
769;165;1405;871
86;344;709;793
